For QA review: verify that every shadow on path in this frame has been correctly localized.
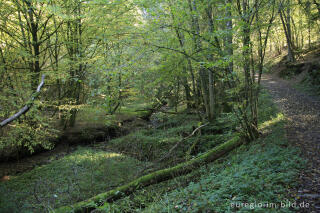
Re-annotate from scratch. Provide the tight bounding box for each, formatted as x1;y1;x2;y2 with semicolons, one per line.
261;74;320;212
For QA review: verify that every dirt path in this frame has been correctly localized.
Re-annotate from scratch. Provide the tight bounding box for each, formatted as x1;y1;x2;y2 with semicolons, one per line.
261;74;320;212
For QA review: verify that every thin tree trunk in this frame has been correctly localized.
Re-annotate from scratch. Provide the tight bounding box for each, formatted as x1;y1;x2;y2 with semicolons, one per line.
25;1;41;90
208;70;215;120
279;0;295;62
188;0;210;118
206;2;217;121
169;11;193;109
225;0;234;86
182;71;192;109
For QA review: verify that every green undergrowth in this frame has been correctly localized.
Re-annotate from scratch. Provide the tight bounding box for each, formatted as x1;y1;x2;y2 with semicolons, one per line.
104;112;235;163
294;77;320;96
0;106;235;212
1;91;305;213
119;97;153;117
76;99;152;128
0;148;146;213
102;90;305;212
141;123;303;212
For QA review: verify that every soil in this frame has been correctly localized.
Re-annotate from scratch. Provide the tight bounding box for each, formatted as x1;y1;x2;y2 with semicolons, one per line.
1;67;319;212
261;73;320;213
0;143;73;178
0;116;148;178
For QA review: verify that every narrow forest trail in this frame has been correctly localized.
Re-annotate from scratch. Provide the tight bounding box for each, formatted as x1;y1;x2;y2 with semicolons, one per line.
261;74;320;212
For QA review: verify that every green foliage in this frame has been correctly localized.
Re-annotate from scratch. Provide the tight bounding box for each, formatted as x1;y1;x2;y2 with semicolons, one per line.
299;67;320;94
143;120;303;212
102;91;305;213
0;0;316;211
0;90;306;213
107;113;200;161
0;147;145;212
106;111;237;164
0;105;58;155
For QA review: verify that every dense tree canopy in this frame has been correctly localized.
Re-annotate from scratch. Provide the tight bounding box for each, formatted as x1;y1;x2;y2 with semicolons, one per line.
0;0;319;151
0;0;319;212
0;0;318;154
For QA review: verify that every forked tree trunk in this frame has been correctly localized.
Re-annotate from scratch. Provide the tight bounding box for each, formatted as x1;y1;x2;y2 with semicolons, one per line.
279;0;295;62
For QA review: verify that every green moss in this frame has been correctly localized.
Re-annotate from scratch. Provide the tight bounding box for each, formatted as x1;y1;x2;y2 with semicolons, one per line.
105;90;305;213
106;113;201;161
143;119;304;212
55;135;242;213
0;147;145;213
2;89;304;213
136;91;305;213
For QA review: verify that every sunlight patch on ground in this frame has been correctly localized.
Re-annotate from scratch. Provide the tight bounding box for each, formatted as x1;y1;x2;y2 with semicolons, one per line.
0;147;145;212
259;113;285;130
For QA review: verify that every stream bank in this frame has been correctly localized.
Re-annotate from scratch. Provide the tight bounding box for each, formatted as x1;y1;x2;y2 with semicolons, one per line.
0;110;151;178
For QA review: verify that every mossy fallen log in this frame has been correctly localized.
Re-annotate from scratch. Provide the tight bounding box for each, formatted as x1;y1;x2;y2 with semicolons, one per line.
55;134;242;213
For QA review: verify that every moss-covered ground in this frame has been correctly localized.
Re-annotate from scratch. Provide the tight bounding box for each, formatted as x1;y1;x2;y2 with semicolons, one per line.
0;90;305;212
102;91;306;213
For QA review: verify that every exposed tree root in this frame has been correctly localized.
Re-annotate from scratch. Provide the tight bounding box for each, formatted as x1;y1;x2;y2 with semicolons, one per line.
55;134;242;213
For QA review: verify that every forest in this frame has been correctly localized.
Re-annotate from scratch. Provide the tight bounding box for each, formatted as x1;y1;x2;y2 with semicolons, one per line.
0;0;319;212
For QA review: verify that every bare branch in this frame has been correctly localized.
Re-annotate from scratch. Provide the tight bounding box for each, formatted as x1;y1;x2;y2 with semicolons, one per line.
136;122;209;175
159;122;209;163
0;75;45;128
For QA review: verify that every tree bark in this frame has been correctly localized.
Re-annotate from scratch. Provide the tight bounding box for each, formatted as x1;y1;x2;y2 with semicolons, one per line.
206;2;217;121
225;0;234;86
55;135;243;213
279;0;295;62
168;9;193;109
0;75;45;128
188;0;210;118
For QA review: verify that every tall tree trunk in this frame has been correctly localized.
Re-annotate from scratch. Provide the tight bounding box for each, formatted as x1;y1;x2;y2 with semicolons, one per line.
279;0;295;62
243;24;251;104
286;1;294;61
69;0;83;127
182;68;192;109
236;0;260;140
206;2;217;120
26;1;41;90
188;0;210;118
208;70;215;120
169;13;193;109
225;0;234;85
187;59;198;107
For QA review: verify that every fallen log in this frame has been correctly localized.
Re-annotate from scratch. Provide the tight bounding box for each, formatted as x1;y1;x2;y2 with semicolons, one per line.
135;122;209;176
156;123;209;163
55;134;243;213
